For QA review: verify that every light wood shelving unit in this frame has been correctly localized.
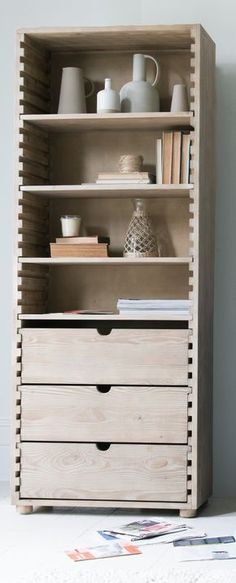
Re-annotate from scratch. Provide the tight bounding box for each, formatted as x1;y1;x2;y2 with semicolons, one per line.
12;24;215;517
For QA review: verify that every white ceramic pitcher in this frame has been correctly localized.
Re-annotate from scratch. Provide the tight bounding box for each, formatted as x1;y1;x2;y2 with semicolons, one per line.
58;67;94;114
120;54;160;112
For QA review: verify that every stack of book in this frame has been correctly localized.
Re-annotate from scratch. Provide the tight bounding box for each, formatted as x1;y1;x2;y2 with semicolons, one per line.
156;131;191;184
50;236;110;257
117;298;191;316
96;172;155;184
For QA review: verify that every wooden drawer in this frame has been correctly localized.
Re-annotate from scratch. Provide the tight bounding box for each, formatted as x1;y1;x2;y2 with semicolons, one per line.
20;443;188;502
21;328;189;385
20;385;189;443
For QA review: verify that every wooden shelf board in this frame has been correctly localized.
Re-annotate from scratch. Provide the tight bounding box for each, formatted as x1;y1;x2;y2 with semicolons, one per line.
21;112;193;132
20;184;193;198
19;25;194;51
19;312;191;321
19;257;191;265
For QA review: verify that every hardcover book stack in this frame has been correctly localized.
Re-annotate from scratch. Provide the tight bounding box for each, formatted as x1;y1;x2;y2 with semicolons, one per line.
96;172;155;184
156;131;191;184
50;236;110;257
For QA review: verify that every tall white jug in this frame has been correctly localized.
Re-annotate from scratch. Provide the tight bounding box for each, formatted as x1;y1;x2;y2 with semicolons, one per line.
58;67;94;114
120;54;160;112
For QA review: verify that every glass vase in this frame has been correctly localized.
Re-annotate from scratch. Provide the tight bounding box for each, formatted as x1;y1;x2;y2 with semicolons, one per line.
123;198;158;257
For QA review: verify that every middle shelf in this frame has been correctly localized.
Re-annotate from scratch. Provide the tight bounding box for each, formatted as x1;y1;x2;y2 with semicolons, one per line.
19;257;191;265
20;184;193;199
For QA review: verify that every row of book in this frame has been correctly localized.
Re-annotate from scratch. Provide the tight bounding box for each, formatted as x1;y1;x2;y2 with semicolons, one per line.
50;236;110;257
117;298;191;316
156;131;191;184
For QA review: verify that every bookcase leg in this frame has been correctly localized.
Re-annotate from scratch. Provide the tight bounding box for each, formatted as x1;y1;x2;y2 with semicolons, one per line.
179;508;197;518
16;505;33;514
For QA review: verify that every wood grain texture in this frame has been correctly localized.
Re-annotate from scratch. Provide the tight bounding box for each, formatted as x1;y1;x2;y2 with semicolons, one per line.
21;112;192;131
19;257;191;265
12;24;215;512
20;442;187;502
20;385;189;443
21;328;189;385
190;26;215;509
20;184;193;198
21;25;193;51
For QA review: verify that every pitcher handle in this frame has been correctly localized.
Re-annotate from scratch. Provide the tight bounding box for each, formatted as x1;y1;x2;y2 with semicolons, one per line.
84;78;94;98
144;55;159;86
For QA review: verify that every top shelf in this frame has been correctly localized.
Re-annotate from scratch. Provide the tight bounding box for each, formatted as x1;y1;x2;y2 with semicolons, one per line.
21;112;193;132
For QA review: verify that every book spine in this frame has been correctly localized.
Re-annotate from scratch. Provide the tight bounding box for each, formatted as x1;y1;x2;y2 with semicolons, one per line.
162;131;173;184
156;138;162;184
172;132;182;184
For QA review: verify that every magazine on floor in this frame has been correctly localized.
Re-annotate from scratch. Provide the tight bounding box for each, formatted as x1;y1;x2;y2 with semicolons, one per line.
66;541;141;561
100;519;188;541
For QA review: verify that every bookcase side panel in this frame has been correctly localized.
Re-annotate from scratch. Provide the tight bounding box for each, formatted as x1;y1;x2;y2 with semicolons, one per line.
191;27;215;508
11;33;51;504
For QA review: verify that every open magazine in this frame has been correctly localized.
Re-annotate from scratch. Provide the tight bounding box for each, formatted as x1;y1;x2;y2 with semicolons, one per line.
66;541;141;561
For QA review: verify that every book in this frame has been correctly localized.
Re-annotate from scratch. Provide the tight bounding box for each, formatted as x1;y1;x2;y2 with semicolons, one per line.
172;131;182;183
97;172;155;181
55;236;110;245
66;542;141;561
96;181;152;185
156;138;162;184
64;309;113;315
117;299;191;310
50;243;108;257
181;132;191;183
96;171;155;184
162;131;173;184
118;310;189;316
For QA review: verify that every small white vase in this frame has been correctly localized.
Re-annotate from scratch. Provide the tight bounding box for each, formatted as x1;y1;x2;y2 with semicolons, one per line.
170;84;189;112
97;78;120;113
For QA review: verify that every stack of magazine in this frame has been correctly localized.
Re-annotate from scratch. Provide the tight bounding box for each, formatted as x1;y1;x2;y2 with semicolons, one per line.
117;298;191;317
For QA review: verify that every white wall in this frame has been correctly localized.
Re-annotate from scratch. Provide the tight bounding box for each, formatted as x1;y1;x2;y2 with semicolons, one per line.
0;0;235;495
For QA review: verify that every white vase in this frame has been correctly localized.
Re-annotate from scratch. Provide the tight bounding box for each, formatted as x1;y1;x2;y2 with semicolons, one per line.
170;84;189;112
97;78;120;113
58;67;94;114
120;54;160;113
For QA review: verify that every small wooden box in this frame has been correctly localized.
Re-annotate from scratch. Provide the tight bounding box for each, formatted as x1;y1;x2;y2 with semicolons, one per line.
50;243;108;257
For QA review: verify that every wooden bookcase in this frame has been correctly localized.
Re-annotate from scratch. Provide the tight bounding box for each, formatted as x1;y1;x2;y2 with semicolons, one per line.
12;25;215;516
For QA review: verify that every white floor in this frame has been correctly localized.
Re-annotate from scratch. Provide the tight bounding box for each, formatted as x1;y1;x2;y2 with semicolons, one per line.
1;483;236;583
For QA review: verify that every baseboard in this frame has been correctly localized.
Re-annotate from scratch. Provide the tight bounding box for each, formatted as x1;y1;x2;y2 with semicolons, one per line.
0;418;10;481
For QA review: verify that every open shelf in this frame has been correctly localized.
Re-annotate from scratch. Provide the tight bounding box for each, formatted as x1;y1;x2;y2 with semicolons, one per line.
19;257;191;265
21;112;193;132
20;184;193;199
19;312;191;321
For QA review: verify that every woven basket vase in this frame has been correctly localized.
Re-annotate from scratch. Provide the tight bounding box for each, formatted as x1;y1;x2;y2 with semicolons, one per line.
123;198;158;257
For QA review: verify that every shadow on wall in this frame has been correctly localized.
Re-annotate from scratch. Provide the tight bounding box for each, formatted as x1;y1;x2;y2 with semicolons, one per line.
213;64;236;496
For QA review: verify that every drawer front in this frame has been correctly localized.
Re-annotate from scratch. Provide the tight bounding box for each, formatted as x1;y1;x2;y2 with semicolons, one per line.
21;328;189;385
20;385;189;443
20;443;188;502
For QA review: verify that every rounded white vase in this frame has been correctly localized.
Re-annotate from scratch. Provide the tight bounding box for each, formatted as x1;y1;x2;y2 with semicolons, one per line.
120;54;160;113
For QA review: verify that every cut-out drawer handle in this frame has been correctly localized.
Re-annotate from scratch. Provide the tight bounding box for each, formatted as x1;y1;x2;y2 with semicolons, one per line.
96;385;111;393
97;327;112;336
96;443;111;451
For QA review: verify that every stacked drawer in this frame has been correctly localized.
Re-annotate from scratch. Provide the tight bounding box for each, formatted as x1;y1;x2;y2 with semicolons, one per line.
19;327;190;503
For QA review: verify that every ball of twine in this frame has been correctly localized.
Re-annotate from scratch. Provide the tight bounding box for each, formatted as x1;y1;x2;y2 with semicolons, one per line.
118;154;143;173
